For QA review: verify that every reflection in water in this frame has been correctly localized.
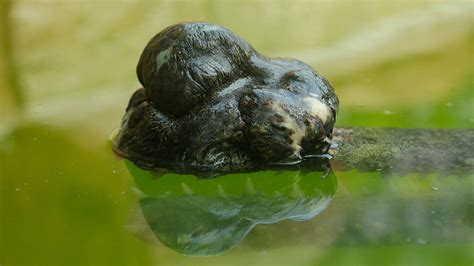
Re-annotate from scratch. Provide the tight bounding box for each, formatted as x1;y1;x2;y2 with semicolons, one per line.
125;159;337;256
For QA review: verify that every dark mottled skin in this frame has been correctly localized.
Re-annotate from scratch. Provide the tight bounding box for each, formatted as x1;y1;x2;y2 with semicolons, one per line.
113;22;338;172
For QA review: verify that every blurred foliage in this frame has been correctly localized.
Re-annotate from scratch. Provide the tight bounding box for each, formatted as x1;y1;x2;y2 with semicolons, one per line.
0;0;24;121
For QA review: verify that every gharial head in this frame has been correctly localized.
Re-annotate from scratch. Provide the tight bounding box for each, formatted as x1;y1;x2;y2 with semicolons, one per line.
113;22;339;172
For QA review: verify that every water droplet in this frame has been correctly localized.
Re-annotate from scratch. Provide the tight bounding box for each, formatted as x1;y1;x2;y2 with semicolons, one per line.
15;188;20;191
445;102;453;107
383;110;393;115
432;186;438;191
112;170;117;174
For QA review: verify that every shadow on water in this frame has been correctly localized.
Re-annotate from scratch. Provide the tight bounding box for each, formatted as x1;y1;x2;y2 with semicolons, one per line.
125;158;337;256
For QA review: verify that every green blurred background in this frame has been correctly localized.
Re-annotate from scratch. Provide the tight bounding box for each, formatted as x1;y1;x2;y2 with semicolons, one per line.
1;0;473;265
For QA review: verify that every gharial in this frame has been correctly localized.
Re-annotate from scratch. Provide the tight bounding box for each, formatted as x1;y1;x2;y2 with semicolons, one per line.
112;22;339;173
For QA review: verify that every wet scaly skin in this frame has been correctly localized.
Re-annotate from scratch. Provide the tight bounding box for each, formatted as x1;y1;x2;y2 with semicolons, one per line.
113;22;338;173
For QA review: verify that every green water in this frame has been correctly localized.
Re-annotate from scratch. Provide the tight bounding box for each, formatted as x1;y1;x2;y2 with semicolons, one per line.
1;1;473;265
1;127;472;265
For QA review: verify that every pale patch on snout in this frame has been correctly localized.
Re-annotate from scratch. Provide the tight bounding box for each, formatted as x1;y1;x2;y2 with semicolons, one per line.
155;46;173;73
304;97;330;123
270;102;306;156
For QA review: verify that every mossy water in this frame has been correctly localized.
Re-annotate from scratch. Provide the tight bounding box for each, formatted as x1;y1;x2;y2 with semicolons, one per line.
1;1;473;265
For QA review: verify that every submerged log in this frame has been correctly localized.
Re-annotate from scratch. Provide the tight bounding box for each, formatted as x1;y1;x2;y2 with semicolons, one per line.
331;127;474;175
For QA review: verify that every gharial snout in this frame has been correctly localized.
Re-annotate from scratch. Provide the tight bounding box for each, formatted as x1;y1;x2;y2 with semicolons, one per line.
236;77;335;164
113;22;339;173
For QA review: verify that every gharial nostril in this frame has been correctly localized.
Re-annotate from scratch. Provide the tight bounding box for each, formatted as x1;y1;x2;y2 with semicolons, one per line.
279;69;310;90
281;70;304;82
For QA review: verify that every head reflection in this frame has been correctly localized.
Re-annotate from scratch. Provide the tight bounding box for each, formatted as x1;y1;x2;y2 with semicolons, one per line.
126;158;336;256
